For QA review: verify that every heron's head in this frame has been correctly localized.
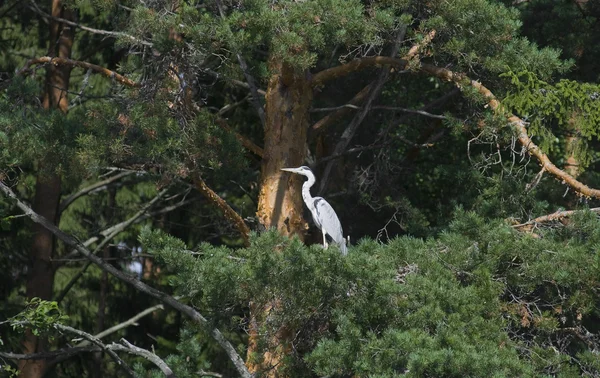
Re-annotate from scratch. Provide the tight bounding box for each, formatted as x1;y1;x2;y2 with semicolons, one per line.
281;166;312;177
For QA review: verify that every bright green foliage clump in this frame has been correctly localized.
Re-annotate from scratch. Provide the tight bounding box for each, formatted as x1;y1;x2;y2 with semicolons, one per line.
501;70;600;169
8;298;68;337
141;209;600;377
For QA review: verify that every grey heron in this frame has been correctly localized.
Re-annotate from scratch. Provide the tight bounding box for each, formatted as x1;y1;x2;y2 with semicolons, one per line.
281;166;347;255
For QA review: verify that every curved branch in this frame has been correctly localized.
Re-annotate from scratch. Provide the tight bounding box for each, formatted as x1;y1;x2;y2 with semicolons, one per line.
0;181;252;378
417;62;600;199
310;30;436;133
312;54;600;199
192;175;251;247
312;56;406;88
311;83;372;133
17;57;140;88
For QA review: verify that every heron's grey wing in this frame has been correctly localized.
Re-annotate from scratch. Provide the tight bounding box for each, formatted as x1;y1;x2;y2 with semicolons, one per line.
313;197;344;245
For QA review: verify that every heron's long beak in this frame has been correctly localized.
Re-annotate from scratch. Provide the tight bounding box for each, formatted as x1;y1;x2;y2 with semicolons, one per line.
281;167;299;173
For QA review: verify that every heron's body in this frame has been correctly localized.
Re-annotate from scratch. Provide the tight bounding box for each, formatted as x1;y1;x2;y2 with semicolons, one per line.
282;166;347;255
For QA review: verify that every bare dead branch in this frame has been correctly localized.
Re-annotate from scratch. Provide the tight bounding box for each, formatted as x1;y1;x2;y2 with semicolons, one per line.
311;83;373;134
117;338;175;377
17;57;140;88
0;346;96;361
512;207;600;229
192;175;251;246
0;181;252;378
80;304;164;346
57;324;135;377
59;171;134;213
3;322;175;377
218;95;250;116
55;189;169;303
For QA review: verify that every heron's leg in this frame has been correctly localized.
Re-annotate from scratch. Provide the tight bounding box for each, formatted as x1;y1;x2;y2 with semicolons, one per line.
322;230;328;249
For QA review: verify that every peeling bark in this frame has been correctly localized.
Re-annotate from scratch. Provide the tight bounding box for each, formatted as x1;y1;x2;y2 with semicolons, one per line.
256;62;312;238
250;62;312;377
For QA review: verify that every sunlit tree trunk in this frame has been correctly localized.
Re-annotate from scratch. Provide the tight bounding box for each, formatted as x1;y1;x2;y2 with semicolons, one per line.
250;61;312;376
256;62;311;238
18;1;74;377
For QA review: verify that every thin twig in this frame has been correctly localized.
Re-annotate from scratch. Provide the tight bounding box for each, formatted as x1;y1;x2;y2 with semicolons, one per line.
59;171;134;213
80;304;164;346
29;0;153;47
214;0;266;127
310;104;448;120
318;25;407;193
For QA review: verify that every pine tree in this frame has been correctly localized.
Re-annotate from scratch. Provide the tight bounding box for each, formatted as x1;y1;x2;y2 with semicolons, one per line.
2;0;600;377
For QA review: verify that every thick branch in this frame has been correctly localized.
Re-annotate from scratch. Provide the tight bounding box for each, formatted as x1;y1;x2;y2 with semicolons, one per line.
17;57;140;88
312;56;406;88
192;175;251;247
310;30;436;133
0;181;252;378
416;62;600;199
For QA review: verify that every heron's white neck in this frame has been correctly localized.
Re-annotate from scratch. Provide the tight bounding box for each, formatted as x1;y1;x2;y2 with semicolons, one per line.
301;173;316;210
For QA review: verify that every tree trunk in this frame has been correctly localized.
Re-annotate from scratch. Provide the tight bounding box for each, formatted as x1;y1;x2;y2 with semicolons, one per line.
256;62;312;237
250;62;312;376
18;2;74;377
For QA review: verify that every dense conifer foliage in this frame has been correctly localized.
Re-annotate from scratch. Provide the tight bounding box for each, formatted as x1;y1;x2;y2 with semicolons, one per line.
1;0;600;377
